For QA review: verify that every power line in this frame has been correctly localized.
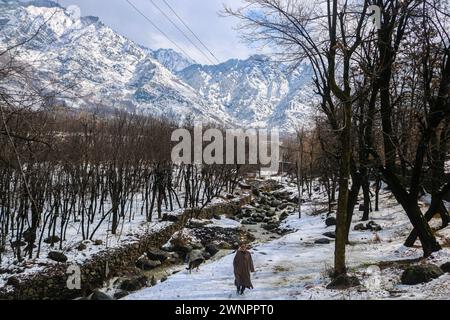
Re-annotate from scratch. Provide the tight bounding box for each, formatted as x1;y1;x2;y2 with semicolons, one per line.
124;0;196;63
148;0;215;65
160;0;221;64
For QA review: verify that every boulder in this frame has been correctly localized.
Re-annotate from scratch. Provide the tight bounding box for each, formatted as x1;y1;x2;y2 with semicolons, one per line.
242;219;257;225
218;242;233;250
253;216;264;223
113;290;129;300
401;264;444;285
173;243;193;256
147;248;170;263
76;243;87;251
325;217;337;227
135;257;161;271
48;251;68;263
88;290;114;300
323;231;336;239
266;210;276;218
367;221;382;232
202;252;212;260
252;187;261;197
280;212;289;221
315;238;331;244
205;244;219;257
119;275;148;291
262;222;280;231
162;214;180;222
187;220;209;229
354;223;366;231
440;262;450;273
44;236;60;245
93;239;103;246
271;200;282;208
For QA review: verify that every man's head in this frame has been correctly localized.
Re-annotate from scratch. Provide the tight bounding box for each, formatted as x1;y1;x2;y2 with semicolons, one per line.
239;241;247;251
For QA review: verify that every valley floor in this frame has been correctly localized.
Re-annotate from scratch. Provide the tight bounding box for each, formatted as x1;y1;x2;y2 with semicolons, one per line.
125;188;450;300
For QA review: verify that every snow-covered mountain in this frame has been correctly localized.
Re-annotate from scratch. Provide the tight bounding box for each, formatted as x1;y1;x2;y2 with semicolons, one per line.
179;55;315;130
0;0;314;131
150;48;196;73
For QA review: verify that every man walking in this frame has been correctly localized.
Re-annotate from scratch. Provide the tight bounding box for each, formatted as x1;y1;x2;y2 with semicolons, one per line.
233;242;255;295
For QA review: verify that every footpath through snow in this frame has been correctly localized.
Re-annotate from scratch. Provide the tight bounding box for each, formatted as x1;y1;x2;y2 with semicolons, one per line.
125;189;450;300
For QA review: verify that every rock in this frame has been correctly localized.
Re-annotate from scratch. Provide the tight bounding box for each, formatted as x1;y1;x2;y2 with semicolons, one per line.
270;200;282;208
6;276;20;287
187;220;209;229
315;238;331;244
213;214;222;220
150;276;157;286
76;243;87;251
280;212;289;221
94;239;103;246
161;276;168;283
147;248;170;263
243;209;253;218
441;262;450;273
262;222;280;231
162;214;179;222
48;251;68;263
119;276;147;291
88;290;114;300
325;217;337;227
202;252;212;260
113;290;129;300
401;264;444;285
192;242;204;250
241;219;256;225
323;232;336;239
44;236;60;245
239;182;251;190
266;210;276;218
278;203;289;210
253;216;264;223
173;243;193;256
135;257;161;271
326;275;361;290
252;187;261;197
367;221;382;232
205;244;219;257
218;242;232;250
354;223;366;231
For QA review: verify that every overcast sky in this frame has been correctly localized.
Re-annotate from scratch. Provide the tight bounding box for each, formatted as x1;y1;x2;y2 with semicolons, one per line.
57;0;258;64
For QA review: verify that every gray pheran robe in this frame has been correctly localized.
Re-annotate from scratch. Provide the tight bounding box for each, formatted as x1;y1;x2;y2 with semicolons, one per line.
233;250;255;289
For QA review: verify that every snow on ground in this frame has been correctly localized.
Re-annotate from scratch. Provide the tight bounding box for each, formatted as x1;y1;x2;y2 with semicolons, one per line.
0;192;229;288
125;189;450;300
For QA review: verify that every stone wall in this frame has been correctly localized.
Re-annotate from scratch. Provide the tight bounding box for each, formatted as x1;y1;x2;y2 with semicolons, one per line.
0;195;252;300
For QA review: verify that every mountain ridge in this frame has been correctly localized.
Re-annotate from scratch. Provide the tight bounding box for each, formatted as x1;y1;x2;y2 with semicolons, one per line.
0;0;314;131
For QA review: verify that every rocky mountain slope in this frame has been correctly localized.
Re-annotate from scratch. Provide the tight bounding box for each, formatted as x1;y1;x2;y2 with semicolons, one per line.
0;0;315;131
